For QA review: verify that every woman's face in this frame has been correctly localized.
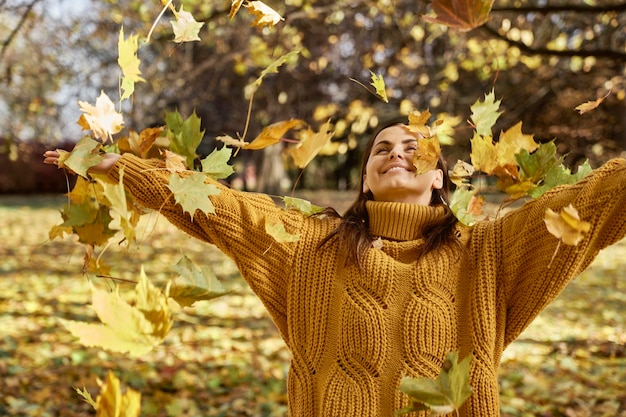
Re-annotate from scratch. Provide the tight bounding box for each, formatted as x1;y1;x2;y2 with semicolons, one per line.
363;124;443;205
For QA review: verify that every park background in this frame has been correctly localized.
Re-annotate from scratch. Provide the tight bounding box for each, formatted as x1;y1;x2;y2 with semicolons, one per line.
0;0;625;415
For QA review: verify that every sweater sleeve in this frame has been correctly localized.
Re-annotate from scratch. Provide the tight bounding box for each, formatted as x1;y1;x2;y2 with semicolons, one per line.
107;153;306;334
494;158;626;345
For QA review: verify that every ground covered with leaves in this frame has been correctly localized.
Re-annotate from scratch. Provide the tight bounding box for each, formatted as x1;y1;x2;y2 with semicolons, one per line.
1;195;624;416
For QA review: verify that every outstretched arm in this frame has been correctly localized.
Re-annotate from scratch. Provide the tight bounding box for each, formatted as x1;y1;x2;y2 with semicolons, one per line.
43;150;121;175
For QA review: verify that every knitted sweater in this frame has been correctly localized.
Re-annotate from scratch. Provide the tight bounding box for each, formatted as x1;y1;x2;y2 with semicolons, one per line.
109;155;626;416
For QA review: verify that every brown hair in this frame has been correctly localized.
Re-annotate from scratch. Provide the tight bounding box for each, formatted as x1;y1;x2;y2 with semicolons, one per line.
318;119;460;267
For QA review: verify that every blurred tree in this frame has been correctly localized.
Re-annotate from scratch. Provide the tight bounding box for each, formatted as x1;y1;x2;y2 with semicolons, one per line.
1;0;624;192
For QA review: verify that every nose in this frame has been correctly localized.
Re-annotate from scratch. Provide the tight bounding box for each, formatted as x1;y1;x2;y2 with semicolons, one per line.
388;147;404;159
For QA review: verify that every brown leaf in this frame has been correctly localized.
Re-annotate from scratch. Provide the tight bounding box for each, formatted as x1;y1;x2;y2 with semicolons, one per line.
423;0;494;31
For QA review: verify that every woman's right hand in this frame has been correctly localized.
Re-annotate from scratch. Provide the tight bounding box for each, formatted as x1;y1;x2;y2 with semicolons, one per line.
43;150;121;175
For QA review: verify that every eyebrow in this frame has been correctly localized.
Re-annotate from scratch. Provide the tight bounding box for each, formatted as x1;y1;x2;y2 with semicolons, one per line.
373;138;417;147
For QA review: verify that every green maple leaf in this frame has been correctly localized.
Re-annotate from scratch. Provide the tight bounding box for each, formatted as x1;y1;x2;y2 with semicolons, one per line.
251;48;301;88
167;255;229;307
470;90;502;137
167;172;220;217
200;147;235;180
265;219;300;243
58;136;104;178
281;196;324;215
165;110;205;168
397;351;473;416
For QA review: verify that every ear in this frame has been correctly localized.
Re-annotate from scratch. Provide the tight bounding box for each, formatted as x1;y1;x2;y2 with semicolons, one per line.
431;169;444;190
362;175;370;193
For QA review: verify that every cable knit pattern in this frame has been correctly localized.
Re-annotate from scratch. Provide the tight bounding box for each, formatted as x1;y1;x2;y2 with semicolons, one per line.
108;155;626;416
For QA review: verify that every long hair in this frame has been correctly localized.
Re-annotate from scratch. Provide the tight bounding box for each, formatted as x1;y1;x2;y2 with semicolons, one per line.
318;119;460;267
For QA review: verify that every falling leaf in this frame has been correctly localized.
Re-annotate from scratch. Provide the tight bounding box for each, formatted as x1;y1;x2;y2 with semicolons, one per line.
161;149;188;172
397;351;473;415
167;255;229;308
98;166;140;245
118;126;165;158
165;110;205;168
216;134;249;148
74;385;97;409
56;136;104;178
171;6;204;43
575;90;611;114
251;49;301;88
544;204;591;246
167;172;221;217
407;109;433;138
422;0;494;31
450;188;479;226
200;147;235;180
265;219;300;243
60;270;173;357
229;0;245;19
246;1;284;28
95;371;141;417
413;135;441;175
496;121;539;168
78;91;125;142
244;119;305;150
288;120;334;169
449;160;475;188
469;90;502;137
282;196;324;215
118;26;145;100
370;71;389;103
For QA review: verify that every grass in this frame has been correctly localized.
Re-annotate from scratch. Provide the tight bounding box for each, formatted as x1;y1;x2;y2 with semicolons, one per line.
0;194;624;416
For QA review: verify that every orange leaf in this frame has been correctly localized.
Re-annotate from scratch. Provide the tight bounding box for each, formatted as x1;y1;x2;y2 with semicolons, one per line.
244;119;305;150
575;90;611;114
423;0;494;31
288;120;334;169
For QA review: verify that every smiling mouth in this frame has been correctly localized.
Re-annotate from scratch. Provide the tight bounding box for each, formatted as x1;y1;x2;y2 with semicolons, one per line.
384;166;412;174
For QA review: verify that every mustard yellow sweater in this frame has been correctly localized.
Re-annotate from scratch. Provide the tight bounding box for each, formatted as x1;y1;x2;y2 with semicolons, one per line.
109;155;626;416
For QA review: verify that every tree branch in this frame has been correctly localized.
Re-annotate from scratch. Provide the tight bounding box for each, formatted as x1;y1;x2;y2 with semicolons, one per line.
480;24;626;61
491;3;626;14
0;0;42;61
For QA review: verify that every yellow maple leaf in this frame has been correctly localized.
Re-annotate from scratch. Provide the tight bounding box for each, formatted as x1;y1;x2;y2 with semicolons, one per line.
95;371;141;417
407;109;433;138
370;71;388;103
171;6;204;43
229;0;245;19
288;120;334;169
244;119;305;150
544;204;591;246
118;27;145;100
469;133;497;175
78;91;124;142
496;121;539;167
413;135;441;175
246;1;284;28
60;269;173;357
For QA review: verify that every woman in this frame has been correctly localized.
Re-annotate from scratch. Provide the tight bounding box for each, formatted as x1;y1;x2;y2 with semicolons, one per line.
44;122;626;416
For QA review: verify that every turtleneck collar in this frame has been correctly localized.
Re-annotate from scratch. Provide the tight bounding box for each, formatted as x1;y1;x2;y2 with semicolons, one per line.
366;201;446;241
